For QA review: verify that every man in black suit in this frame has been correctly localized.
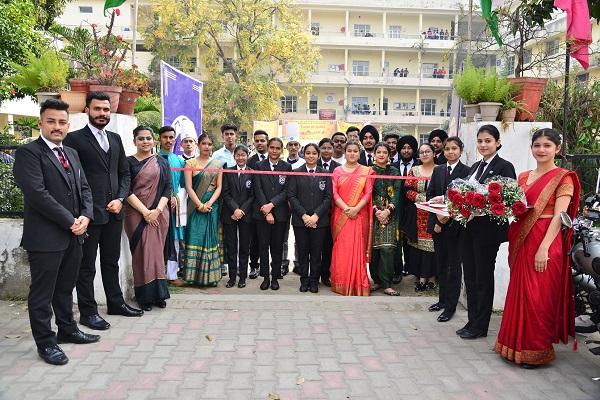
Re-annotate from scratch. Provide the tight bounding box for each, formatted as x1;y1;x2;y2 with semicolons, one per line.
425;137;470;323
428;129;448;165
253;138;292;290
221;145;255;288
246;130;269;279
384;133;400;169
13;99;100;365
358;125;379;166
63;92;143;330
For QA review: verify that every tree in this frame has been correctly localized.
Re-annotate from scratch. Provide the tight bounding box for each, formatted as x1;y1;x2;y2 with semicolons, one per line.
144;0;320;131
34;0;70;30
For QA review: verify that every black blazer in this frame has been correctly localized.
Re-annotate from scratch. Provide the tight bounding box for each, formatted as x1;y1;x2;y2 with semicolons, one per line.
13;138;94;252
63;125;130;224
434;152;447;165
247;152;267;170
252;158;292;222
288;165;332;228
317;158;340;172
221;166;255;224
358;150;374;166
466;155;516;244
425;161;470;233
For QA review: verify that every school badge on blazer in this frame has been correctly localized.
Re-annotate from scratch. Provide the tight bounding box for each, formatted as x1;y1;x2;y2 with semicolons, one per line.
246;180;252;188
279;175;286;185
319;181;326;191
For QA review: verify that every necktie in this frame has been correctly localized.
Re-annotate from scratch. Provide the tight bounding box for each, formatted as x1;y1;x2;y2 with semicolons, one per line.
447;165;452;177
309;169;314;173
97;130;109;152
367;153;373;166
238;168;243;185
260;154;266;161
322;162;328;171
402;163;409;176
271;163;277;171
474;160;488;181
53;147;70;170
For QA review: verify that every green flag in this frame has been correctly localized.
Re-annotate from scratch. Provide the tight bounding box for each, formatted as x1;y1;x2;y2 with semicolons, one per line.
481;0;503;47
104;0;126;16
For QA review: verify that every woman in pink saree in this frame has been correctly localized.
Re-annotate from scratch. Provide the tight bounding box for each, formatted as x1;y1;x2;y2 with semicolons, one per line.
124;126;171;311
330;142;375;296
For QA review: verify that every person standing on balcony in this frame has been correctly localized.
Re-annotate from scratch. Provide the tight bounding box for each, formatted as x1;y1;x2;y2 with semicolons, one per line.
331;132;347;165
358;125;379;167
428;129;448;165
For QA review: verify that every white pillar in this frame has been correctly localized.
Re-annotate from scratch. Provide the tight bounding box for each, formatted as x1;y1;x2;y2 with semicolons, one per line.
344;49;349;76
416;88;421;118
344;86;348;114
382;12;387;38
345;10;350;37
419;13;423;34
308;9;312;31
379;87;384;116
381;49;385;76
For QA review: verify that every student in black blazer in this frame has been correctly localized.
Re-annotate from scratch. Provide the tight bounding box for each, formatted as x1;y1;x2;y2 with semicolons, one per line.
289;143;333;293
253;138;292;290
358;125;379;166
425;137;470;323
246;130;269;279
221;145;255;288
458;125;516;340
63;92;143;331
317;138;340;285
428;129;448;165
13;100;99;365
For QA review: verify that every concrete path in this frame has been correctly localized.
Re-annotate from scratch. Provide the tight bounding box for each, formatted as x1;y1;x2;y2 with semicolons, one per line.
1;276;600;400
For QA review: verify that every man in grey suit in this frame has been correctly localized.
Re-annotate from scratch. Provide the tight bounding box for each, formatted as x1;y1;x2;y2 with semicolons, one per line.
13;99;99;365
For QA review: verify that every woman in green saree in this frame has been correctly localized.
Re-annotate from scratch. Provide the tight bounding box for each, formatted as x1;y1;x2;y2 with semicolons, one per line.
183;134;224;286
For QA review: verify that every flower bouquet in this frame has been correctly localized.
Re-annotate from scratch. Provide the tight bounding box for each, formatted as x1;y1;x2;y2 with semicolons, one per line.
484;177;527;223
446;179;487;226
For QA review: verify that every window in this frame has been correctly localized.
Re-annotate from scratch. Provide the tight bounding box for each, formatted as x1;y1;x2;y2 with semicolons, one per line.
546;39;559;56
577;73;589;83
309;95;318;114
351;97;369;114
166;56;180;68
135;43;148;52
79;6;93;13
422;63;438;78
311;23;320;36
420;98;437;116
388;25;401;38
223;58;234;73
419;134;429;145
523;49;532;65
353;24;371;37
352;60;369;76
222;22;229;33
280;96;297;113
506;56;515;75
189;57;197;73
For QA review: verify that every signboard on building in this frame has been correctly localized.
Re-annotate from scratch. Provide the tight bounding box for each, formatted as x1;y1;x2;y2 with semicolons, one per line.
318;109;337;120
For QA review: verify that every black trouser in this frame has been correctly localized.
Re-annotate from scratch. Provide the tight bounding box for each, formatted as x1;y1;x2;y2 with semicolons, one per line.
223;221;252;281
433;228;463;313
28;237;81;348
249;222;260;270
462;226;500;334
256;220;287;279
294;226;326;285
320;229;333;282
77;217;125;316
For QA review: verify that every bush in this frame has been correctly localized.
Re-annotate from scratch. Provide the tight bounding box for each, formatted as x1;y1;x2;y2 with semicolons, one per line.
9;50;68;94
453;61;484;104
479;71;513;103
0;161;23;217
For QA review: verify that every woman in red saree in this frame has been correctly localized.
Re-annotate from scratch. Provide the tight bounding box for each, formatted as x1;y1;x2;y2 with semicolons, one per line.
496;128;581;368
330;142;375;296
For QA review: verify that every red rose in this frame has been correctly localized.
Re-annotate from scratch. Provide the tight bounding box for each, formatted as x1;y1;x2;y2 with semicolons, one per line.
472;193;486;209
115;8;121;16
488;182;502;194
453;194;465;207
91;23;98;28
511;201;527;216
465;191;476;205
447;189;459;202
459;207;472;218
117;35;123;41
491;203;506;216
489;192;503;204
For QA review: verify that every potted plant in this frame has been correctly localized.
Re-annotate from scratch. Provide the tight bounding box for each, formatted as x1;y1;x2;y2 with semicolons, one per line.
10;50;69;104
478;70;513;121
453;61;484;121
115;65;150;115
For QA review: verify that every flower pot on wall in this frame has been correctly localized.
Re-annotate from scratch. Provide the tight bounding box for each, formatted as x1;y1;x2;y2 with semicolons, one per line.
501;108;516;122
88;84;122;112
35;92;60;104
116;90;140;115
478;102;502;121
464;104;480;122
69;79;98;93
509;77;548;122
59;90;86;113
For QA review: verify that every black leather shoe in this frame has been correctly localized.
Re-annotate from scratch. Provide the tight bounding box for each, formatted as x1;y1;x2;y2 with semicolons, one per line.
57;329;100;344
437;311;454;322
456;323;471;335
299;284;309;292
428;302;444;312
309;283;318;293
459;329;487;340
38;345;68;365
392;274;402;284
402;270;409;276
260;278;270;290
140;303;152;312
80;314;110;330
238;280;246;288
520;363;539;369
107;303;144;317
249;268;259;279
225;280;236;288
270;279;280;290
282;265;289;276
154;300;167;308
321;278;331;287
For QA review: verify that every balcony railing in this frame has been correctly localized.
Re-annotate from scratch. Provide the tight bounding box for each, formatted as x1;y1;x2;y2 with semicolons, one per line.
277;108;450;125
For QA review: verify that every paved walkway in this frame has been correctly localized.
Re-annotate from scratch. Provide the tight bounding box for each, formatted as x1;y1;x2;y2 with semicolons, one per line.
1;277;600;400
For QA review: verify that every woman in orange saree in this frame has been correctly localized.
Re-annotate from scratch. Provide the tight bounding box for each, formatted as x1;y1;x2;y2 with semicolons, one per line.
495;129;581;368
330;142;375;296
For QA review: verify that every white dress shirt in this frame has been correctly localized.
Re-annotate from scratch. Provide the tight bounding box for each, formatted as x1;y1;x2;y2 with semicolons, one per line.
87;122;110;152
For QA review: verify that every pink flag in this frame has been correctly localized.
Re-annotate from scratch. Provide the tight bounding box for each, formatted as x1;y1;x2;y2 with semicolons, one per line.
554;0;592;69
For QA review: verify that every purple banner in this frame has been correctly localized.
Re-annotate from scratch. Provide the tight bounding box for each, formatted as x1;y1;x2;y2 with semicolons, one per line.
160;61;203;154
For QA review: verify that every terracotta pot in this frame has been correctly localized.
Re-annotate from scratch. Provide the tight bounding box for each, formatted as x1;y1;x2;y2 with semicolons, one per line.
501;108;516;122
59;90;87;113
116;89;140;115
464;104;480;122
68;79;88;92
509;77;548;122
88;84;122;112
478;102;502;121
35;92;59;104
